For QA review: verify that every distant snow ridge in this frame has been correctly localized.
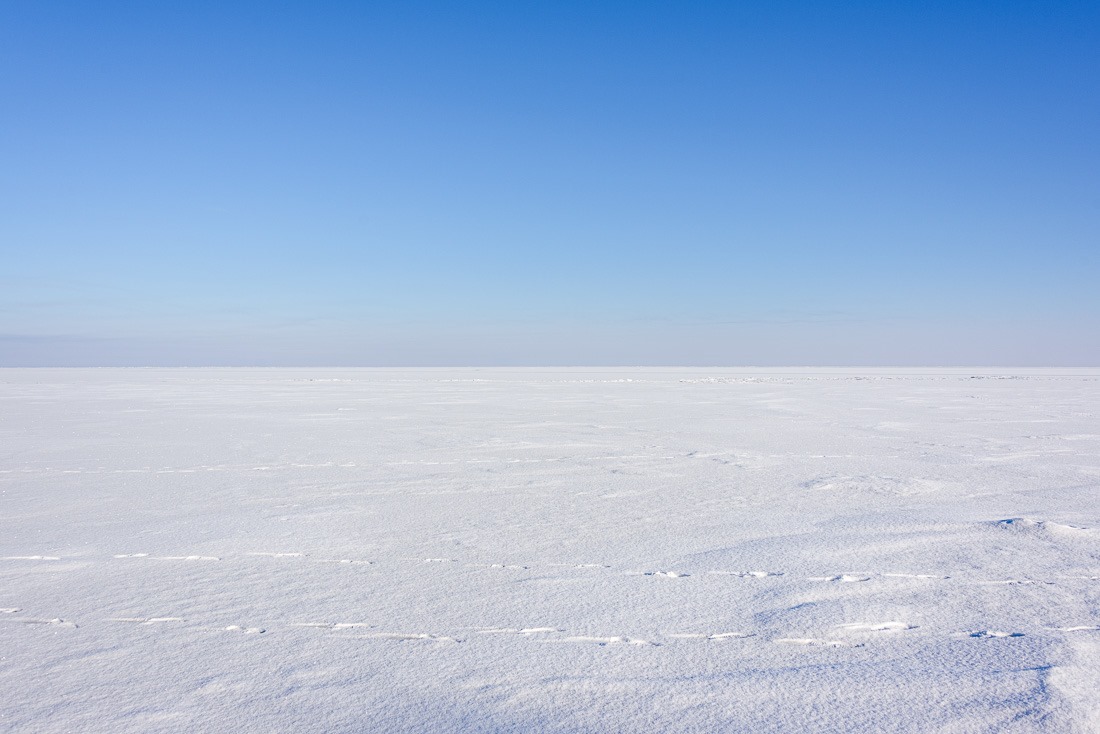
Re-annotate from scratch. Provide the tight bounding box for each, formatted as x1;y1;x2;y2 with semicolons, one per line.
800;474;943;497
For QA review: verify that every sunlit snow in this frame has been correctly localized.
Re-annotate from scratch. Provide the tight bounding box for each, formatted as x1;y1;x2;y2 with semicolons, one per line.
2;368;1099;732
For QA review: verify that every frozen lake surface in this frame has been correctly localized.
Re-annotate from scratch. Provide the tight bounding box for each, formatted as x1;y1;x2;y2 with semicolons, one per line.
2;368;1099;732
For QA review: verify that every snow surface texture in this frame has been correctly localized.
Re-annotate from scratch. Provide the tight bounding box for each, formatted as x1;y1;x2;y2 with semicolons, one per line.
2;368;1099;733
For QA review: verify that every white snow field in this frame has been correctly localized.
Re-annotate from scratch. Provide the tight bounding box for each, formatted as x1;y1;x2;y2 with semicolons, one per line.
2;368;1099;733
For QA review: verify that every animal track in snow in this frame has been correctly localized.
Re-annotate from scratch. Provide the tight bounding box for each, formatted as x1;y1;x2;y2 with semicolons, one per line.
667;632;752;641
290;622;374;630
775;637;859;648
348;632;458;643
1049;626;1100;632
2;555;60;561
247;552;303;558
315;558;374;565
836;621;914;633
810;574;870;583
114;554;220;561
968;630;1025;639
882;573;949;580
708;570;782;578
976;579;1052;586
3;617;77;628
157;555;220;561
633;571;689;578
466;563;531;570
110;617;184;625
474;627;561;636
224;625;266;634
0;608;20;614
558;635;657;646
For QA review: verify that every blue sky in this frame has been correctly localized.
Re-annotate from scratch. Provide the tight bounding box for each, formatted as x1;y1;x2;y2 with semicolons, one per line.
2;1;1097;366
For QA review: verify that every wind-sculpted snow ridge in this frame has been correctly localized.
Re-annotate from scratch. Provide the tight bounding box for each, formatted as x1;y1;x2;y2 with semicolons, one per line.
1;367;1099;733
993;517;1097;539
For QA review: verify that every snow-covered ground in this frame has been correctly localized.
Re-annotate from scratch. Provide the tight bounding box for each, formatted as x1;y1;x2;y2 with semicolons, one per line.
2;368;1099;733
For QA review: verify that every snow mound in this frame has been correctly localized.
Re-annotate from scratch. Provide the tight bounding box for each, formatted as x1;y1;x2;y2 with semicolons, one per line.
993;517;1095;539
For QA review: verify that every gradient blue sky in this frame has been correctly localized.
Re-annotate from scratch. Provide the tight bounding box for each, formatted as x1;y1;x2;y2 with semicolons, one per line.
2;1;1098;366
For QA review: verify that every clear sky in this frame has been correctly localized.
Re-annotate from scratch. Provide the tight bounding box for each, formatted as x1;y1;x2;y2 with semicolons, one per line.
2;1;1097;366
